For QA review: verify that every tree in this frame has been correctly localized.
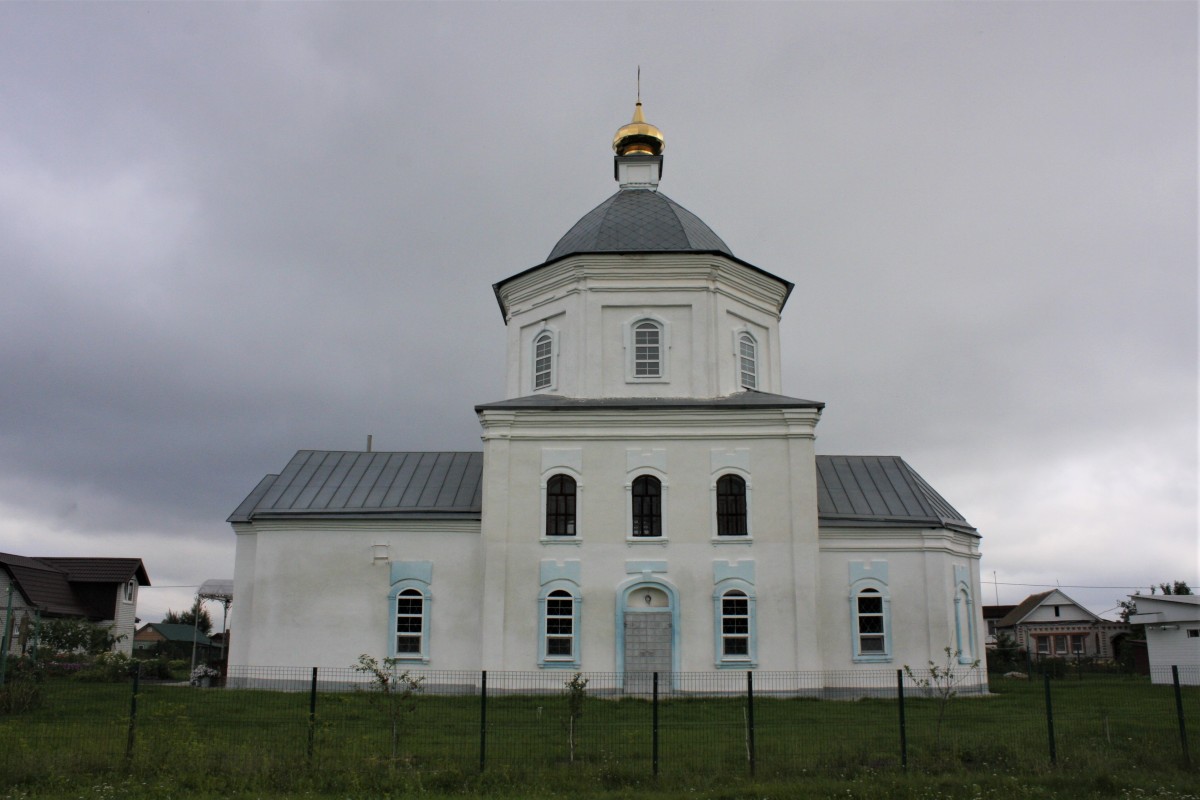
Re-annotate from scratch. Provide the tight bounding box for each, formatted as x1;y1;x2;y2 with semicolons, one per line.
1117;581;1192;623
354;654;423;763
565;672;588;763
904;647;981;750
163;600;213;636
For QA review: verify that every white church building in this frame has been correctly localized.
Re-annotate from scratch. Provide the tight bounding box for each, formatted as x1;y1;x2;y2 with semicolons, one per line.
227;103;986;680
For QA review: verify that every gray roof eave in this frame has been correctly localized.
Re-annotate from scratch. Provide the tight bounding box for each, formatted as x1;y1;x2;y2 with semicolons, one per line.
819;515;979;536
475;391;824;413
241;510;482;523
492;250;794;320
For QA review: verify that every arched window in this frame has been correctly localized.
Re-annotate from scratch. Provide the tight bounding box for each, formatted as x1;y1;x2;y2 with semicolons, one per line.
720;590;750;657
854;588;887;658
545;589;575;660
738;332;757;390
633;321;662;378
545;474;577;536
716;474;747;536
123;579;136;602
631;475;662;537
533;331;554;390
395;589;424;655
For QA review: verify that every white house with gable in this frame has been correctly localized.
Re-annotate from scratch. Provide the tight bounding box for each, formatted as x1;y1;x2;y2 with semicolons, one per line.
227;101;987;684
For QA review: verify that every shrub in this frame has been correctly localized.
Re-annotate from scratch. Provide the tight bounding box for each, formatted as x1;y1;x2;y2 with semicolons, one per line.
0;657;44;714
74;651;135;683
134;655;174;680
40;618;125;656
1037;657;1068;679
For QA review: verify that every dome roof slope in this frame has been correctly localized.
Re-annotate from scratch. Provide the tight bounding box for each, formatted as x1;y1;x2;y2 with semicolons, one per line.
547;189;733;262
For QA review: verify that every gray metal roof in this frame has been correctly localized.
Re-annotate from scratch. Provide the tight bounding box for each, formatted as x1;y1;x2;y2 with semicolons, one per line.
815;455;976;534
228;450;484;523
475;391;825;413
231;451;973;534
547;189;732;261
493;189;794;320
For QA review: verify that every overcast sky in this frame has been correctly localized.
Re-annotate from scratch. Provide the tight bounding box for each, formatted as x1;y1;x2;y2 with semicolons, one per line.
0;1;1194;627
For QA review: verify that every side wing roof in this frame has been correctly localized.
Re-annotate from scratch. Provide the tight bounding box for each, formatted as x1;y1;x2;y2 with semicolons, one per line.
230;451;974;534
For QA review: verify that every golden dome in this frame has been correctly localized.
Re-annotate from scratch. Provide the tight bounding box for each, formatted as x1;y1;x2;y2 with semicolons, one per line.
612;102;664;156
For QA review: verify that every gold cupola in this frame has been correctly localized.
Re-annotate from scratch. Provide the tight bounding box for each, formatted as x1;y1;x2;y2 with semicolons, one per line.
612;101;665;156
612;100;665;188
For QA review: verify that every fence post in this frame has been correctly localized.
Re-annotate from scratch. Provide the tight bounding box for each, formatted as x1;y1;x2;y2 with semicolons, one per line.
31;610;41;663
0;584;13;687
479;670;487;773
125;661;140;764
746;671;756;777
897;669;908;769
1043;672;1056;765
1173;665;1191;767
307;667;318;763
652;672;659;778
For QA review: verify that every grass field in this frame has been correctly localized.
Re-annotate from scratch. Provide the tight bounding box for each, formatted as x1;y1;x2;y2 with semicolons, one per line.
0;671;1195;798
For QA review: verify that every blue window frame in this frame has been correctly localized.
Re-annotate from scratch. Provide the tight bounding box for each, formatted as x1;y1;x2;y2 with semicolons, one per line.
537;581;581;668
850;583;891;662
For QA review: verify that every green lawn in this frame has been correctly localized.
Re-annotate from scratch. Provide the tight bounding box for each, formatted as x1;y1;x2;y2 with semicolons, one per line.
0;673;1195;797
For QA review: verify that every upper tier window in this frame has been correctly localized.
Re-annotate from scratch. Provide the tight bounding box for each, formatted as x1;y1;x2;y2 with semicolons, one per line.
533;331;554;390
738;332;757;390
633;321;661;378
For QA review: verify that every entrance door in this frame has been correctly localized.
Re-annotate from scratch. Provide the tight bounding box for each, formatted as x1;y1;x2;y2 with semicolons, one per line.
623;588;672;695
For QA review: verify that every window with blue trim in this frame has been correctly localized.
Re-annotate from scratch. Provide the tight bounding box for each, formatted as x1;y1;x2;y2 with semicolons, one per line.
721;590;750;656
852;585;890;661
954;586;975;662
712;578;756;667
395;589;424;655
546;590;574;658
387;572;432;663
538;583;581;668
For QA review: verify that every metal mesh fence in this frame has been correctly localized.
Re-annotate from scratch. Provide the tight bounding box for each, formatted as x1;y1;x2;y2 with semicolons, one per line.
0;664;1194;784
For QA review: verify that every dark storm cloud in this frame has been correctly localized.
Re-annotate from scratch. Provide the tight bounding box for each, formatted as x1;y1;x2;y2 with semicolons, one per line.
0;2;1193;619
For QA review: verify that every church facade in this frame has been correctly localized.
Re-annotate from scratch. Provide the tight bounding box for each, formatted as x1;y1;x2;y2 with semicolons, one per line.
228;103;986;680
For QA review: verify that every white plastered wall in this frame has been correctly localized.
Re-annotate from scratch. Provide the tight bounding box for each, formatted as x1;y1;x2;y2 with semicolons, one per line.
816;527;985;672
477;406;821;672
229;521;482;669
500;254;788;400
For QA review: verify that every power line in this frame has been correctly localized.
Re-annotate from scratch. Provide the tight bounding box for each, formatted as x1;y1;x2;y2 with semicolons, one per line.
982;580;1178;591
